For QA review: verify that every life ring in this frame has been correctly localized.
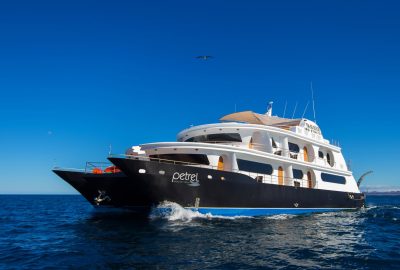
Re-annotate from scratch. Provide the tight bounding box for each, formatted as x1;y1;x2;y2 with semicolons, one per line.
92;168;103;174
104;166;121;173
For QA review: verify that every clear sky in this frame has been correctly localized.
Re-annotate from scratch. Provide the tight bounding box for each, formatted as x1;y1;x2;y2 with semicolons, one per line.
0;0;399;194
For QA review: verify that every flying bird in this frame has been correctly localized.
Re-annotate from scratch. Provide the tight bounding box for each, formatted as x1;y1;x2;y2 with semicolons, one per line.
195;55;213;60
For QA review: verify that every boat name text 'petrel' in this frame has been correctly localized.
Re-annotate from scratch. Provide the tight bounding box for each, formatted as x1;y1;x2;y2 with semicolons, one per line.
172;172;200;186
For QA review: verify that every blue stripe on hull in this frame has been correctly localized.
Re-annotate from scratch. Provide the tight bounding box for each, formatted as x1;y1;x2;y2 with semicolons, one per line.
190;208;353;216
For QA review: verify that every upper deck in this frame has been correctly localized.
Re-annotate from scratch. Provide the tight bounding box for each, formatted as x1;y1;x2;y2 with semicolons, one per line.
175;109;347;172
124;107;358;193
221;110;326;142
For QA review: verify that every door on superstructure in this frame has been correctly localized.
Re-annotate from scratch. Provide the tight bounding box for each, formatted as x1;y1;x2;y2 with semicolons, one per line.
307;171;313;188
217;156;224;171
303;146;309;162
278;166;284;185
249;137;253;149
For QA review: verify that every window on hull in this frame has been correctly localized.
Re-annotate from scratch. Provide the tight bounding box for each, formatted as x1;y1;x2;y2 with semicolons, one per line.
321;173;346;184
185;133;242;143
237;159;273;175
318;151;324;159
149;154;210;165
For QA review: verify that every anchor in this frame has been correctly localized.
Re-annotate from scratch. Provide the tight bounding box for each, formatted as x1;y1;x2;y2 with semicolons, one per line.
94;190;111;205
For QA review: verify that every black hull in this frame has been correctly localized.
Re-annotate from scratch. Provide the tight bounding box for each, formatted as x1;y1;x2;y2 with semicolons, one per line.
53;158;365;216
52;170;151;212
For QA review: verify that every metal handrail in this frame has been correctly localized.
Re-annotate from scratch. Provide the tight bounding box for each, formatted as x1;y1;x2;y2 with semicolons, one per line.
85;161;114;173
270;146;337;166
178;140;338;168
109;154;317;188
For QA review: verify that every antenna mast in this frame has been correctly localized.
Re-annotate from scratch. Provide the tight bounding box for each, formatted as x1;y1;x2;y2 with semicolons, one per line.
311;81;316;123
291;102;298;119
266;101;273;116
302;101;310;118
283;101;287;118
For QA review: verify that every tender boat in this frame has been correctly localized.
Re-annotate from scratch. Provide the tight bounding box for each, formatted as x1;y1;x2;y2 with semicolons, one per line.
53;103;365;216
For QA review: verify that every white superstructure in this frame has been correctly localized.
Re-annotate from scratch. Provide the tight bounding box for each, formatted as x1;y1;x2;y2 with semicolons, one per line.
125;104;361;194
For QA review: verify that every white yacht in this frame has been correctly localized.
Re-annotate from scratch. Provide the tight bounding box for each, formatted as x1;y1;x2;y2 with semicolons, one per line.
54;103;365;216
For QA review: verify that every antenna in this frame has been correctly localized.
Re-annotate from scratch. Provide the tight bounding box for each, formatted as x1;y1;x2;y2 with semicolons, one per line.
283;101;287;118
291;102;298;119
311;81;317;123
109;144;112;156
266;101;273;116
301;101;310;118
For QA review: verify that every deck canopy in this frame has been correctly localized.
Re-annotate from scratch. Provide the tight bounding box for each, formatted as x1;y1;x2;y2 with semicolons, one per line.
220;111;302;128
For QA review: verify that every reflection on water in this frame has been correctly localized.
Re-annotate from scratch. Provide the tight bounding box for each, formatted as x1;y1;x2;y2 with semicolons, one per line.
0;195;399;269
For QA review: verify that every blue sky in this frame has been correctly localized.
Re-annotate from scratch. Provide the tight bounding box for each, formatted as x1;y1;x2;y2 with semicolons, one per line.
0;0;399;194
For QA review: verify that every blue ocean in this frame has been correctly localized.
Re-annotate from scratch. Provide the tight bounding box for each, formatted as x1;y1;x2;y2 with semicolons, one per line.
0;195;399;269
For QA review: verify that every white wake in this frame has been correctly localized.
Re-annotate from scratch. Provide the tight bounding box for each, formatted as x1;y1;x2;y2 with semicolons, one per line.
149;201;251;221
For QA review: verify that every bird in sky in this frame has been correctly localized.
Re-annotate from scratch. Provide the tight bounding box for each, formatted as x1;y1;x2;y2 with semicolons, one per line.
195;55;213;60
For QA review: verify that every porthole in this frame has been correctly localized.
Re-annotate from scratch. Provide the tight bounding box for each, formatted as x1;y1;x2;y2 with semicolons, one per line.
139;169;146;174
159;170;165;175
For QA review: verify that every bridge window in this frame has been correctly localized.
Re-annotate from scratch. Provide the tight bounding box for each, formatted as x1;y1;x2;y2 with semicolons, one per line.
321;173;346;184
318;151;324;159
185;133;242;143
150;154;210;165
237;159;273;175
288;142;300;153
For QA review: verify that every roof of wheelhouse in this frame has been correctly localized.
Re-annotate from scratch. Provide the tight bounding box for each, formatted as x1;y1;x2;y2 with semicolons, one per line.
220;111;302;128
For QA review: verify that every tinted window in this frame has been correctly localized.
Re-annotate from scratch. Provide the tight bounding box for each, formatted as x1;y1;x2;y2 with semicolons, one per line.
293;169;303;179
318;151;324;158
185;133;242;143
327;153;333;166
150;154;210;165
271;138;277;148
321;173;346;184
288;142;300;153
237;159;273;175
185;135;206;142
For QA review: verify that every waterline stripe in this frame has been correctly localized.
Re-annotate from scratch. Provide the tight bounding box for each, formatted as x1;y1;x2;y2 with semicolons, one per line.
185;207;355;216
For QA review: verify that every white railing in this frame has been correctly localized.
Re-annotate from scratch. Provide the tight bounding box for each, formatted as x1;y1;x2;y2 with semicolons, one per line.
84;161;116;173
179;140;339;169
109;154;316;189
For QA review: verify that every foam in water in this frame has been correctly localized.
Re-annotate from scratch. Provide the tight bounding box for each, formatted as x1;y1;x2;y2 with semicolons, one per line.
264;214;296;220
149;201;251;221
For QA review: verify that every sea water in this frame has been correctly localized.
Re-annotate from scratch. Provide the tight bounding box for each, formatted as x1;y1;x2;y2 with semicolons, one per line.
0;195;399;269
